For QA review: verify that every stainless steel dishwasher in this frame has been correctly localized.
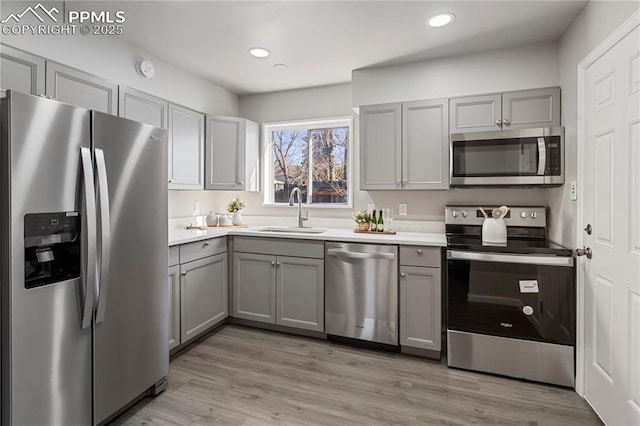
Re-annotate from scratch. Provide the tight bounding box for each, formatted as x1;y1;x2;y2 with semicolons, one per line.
325;242;398;346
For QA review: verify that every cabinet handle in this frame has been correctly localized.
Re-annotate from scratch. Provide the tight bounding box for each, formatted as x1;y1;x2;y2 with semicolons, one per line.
402;179;407;185
400;272;406;278
181;271;187;276
495;120;502;127
203;242;210;247
503;119;510;126
271;261;276;266
276;262;281;266
237;181;243;185
168;179;174;184
417;249;423;255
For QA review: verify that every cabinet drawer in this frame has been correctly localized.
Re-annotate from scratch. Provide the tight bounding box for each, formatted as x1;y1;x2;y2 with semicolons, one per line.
180;237;226;263
169;246;180;267
399;246;440;268
233;236;323;259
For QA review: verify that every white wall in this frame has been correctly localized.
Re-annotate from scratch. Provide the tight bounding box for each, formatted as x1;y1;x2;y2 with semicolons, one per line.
352;41;559;107
548;0;640;247
1;31;240;219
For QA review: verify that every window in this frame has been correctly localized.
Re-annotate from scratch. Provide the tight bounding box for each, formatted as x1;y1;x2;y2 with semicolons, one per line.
263;118;352;207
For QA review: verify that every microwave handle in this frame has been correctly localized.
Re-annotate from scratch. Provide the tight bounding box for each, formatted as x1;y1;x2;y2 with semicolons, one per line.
537;137;546;176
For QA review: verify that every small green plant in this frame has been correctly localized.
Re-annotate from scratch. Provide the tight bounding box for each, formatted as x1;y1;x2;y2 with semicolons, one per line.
227;196;247;213
352;210;372;224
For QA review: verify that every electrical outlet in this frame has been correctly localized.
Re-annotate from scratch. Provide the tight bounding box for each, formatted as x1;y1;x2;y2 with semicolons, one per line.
193;200;200;216
399;203;407;216
570;181;577;201
367;203;375;212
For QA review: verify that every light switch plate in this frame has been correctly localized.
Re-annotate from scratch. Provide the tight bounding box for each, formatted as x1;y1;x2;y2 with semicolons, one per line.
570;181;577;201
193;200;200;216
399;203;407;216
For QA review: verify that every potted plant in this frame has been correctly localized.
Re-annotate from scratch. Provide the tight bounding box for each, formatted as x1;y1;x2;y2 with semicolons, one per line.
227;196;247;225
352;210;372;231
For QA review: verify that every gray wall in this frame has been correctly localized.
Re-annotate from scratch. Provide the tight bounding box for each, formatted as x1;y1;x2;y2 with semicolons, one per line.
548;0;640;247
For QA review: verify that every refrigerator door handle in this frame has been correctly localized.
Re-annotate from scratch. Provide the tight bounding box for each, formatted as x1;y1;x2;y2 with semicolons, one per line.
95;148;111;324
80;147;97;330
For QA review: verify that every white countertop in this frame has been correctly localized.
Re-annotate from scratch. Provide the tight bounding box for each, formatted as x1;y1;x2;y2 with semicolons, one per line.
169;226;446;247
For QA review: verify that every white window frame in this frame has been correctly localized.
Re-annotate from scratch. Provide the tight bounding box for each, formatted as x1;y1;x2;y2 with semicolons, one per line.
262;116;353;208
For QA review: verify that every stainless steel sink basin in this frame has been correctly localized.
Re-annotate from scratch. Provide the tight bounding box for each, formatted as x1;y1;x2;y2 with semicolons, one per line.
257;227;326;234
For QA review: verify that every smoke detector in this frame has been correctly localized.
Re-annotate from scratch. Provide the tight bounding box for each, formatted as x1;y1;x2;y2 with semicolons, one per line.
136;60;155;79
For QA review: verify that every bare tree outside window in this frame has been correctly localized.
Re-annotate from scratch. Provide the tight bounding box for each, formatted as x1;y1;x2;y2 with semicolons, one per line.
271;123;349;205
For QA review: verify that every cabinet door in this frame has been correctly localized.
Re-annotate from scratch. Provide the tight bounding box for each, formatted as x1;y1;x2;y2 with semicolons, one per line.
118;86;168;129
360;103;402;190
0;44;45;97
402;99;449;190
168;103;205;190
180;253;228;344
449;94;501;134
276;256;324;331
168;265;180;350
232;252;276;324
502;87;560;130
45;62;118;114
399;265;441;351
205;115;244;190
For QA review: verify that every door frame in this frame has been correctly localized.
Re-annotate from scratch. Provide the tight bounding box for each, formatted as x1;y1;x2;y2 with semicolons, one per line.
575;9;640;396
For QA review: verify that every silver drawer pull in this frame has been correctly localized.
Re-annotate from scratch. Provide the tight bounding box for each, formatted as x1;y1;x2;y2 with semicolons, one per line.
181;271;187;276
400;272;406;278
271;261;276;266
417;249;423;255
203;242;210;247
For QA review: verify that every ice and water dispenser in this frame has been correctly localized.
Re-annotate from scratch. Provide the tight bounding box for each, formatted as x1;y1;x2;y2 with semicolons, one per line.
24;212;81;288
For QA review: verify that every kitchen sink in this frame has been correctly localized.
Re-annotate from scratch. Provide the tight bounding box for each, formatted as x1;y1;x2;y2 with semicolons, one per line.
257;227;327;234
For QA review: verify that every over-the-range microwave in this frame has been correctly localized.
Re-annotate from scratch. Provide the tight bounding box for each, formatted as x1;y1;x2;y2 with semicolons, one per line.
449;127;564;187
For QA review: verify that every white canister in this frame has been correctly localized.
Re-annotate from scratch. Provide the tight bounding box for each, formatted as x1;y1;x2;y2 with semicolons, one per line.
482;218;507;244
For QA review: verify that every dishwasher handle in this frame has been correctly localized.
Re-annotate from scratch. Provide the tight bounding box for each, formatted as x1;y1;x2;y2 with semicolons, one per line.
327;248;395;260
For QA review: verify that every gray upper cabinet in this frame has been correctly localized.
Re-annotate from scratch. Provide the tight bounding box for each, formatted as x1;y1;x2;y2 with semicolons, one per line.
232;252;277;324
360;103;402;190
360;100;448;190
402;99;449;189
502;87;560;130
450;87;560;133
0;44;45;97
180;252;228;344
168;103;205;190
118;86;168;129
276;256;324;332
45;62;118;114
205;115;259;191
449;94;502;133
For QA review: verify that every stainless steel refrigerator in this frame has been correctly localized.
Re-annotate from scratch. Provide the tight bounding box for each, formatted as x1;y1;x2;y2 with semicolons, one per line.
0;90;169;425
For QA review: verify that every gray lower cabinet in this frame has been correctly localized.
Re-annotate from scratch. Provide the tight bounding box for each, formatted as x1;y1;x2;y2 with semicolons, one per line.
0;44;45;97
276;256;324;331
232;237;324;332
118;86;168;129
180;252;228;344
450;86;560;133
168;265;180;350
45;61;118;114
399;246;442;355
168;103;205;190
360;99;449;190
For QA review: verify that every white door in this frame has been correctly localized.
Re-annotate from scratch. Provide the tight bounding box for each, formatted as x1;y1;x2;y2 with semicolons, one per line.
581;18;640;426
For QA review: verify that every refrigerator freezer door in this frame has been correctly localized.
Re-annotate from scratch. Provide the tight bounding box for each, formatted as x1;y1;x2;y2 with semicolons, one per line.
91;112;169;424
1;91;92;425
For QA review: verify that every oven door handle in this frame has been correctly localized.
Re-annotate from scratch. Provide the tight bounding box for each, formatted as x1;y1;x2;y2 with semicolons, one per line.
447;250;573;267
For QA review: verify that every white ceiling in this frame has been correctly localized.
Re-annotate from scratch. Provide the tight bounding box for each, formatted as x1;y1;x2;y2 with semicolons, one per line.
114;1;589;95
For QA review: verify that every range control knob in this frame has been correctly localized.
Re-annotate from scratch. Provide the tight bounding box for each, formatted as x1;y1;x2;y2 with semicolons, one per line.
461;210;469;218
531;212;538;219
452;210;459;218
520;211;527;219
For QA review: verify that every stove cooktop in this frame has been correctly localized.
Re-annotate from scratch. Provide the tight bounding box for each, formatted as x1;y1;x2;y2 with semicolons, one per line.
446;236;573;256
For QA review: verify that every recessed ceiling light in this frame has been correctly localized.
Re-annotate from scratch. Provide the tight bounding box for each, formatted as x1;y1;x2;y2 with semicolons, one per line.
273;64;288;70
427;12;455;28
249;47;270;58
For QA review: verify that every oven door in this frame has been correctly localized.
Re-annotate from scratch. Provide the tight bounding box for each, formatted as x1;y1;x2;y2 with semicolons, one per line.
446;250;575;345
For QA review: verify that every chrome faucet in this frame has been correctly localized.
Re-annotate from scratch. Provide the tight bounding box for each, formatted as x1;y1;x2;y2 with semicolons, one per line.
288;187;308;228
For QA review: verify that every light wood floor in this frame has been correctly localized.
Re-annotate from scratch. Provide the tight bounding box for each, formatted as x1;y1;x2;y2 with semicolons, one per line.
113;325;601;425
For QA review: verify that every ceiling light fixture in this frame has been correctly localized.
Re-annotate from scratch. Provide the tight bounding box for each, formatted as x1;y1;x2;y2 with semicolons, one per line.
248;47;270;58
427;12;455;28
